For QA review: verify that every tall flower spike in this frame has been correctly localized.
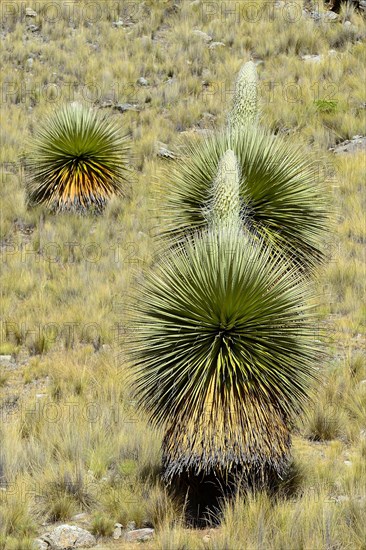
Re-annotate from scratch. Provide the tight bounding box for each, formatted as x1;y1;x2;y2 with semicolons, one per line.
207;149;241;226
227;61;258;129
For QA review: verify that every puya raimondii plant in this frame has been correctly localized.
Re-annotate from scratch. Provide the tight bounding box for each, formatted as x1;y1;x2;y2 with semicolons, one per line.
159;61;329;271
129;144;323;522
26;103;131;213
128;59;328;523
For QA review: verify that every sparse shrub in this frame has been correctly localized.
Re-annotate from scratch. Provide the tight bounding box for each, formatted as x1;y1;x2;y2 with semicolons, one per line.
44;494;77;523
314;99;339;114
3;537;36;550
0;497;36;537
38;468;95;521
303;403;348;441
144;483;182;528
90;513;115;537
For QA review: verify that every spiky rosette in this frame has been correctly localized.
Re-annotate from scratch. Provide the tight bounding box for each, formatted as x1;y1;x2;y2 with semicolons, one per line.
206;149;241;226
128;225;320;481
227;61;258;129
159;126;329;270
26;103;131;212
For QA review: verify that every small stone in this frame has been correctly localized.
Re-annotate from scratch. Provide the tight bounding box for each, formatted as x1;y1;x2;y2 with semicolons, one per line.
202;534;211;544
112;20;124;28
336;495;350;502
208;41;225;50
324;12;338;21
125;528;154;542
192;29;212;42
0;355;12;365
343;20;352;27
157;147;176;159
114;103;140;113
309;10;338;22
27;24;39;32
344;460;352;467
137;76;149;86
113;524;123;539
302;54;322;62
26;57;34;68
25;7;37;17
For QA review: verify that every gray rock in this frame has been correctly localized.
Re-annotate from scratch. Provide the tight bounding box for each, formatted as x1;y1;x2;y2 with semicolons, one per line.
113;523;123;539
302;54;322;62
112;20;124;28
126;521;136;531
330;136;366;154
208;41;225;50
27;24;39;32
336;495;350;502
0;355;12;365
114;103;140;113
157;147;176;159
309;11;338;21
26;57;34;68
41;524;96;548
125;528;154;542
33;540;48;550
137;77;149;86
192;30;212;43
26;7;38;17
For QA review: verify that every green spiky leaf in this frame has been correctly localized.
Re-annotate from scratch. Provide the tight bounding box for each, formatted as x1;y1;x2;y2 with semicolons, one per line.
26;103;131;212
158;126;329;270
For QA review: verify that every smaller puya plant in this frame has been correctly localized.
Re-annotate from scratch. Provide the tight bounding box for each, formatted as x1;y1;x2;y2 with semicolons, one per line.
227;60;259;130
26;102;131;213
